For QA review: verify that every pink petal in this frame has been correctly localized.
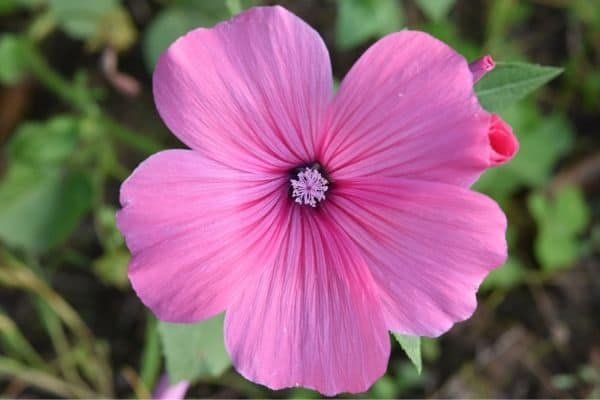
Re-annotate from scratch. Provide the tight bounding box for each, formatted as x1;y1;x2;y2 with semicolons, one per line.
153;6;333;173
488;114;519;166
319;30;491;187
325;177;507;336
224;208;390;396
469;55;495;83
117;150;288;322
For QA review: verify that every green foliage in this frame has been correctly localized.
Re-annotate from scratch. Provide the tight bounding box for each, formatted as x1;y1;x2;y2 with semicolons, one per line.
475;62;563;112
158;314;231;383
92;251;129;289
48;0;117;39
0;34;27;84
0;166;92;252
0;116;94;252
415;0;455;22
371;375;397;398
481;257;527;290
335;0;403;50
529;187;590;271
7;117;80;166
420;21;479;60
393;334;422;374
47;0;136;51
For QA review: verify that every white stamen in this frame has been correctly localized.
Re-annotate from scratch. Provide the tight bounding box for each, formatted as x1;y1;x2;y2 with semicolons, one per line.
290;167;329;207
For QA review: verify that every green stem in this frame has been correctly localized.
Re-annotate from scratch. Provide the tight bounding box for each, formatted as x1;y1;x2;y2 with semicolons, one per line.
0;356;98;398
100;115;163;155
139;313;161;391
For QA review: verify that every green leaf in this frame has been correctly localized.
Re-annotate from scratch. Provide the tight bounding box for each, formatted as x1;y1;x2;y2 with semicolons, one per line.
528;187;590;271
0;34;27;84
416;0;455;22
92;250;129;289
48;0;118;39
336;0;403;50
158;314;230;383
143;2;233;71
0;166;93;252
392;334;422;374
475;62;563;112
371;375;397;398
481;257;527;290
8;116;80;166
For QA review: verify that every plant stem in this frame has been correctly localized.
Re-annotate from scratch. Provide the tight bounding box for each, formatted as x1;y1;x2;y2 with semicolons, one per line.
0;357;98;398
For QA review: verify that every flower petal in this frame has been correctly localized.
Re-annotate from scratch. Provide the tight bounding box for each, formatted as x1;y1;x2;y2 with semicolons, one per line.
325;177;507;336
224;208;390;396
117;150;288;322
154;6;333;173
319;30;491;186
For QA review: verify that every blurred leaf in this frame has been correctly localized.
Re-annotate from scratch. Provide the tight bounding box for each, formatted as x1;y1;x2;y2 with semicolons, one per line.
48;0;117;39
336;0;403;50
143;1;235;71
94;206;124;251
528;187;590;271
8;116;80;166
92;250;129;289
421;337;439;361
158;314;230;383
394;360;425;393
422;21;479;61
392;334;422;374
0;0;43;14
486;0;532;56
0;34;27;84
481;257;527;290
0;166;93;252
48;0;135;51
371;375;397;398
89;7;137;52
416;0;455;22
475;62;562;112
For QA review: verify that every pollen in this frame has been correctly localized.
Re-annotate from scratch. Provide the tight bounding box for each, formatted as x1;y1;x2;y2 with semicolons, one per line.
290;167;329;207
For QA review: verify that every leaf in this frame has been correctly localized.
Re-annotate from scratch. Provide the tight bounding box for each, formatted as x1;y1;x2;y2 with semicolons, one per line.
143;2;231;71
528;187;590;271
0;166;93;252
92;250;129;289
48;0;118;39
475;62;563;112
158;314;230;383
481;257;527;290
392;334;422;374
0;34;27;84
7;116;80;166
416;0;455;21
336;0;403;50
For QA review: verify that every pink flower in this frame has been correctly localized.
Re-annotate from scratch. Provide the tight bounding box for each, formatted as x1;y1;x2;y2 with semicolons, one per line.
117;6;518;396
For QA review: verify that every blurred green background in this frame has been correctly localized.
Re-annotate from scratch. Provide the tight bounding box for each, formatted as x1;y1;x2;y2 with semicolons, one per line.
0;0;598;398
